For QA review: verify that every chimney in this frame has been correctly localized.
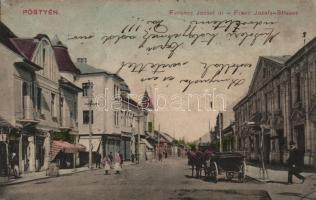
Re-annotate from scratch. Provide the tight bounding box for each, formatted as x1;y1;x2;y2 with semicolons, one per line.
77;57;87;63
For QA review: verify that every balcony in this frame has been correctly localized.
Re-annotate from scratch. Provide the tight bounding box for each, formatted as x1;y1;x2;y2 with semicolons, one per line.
16;107;40;126
59;118;77;132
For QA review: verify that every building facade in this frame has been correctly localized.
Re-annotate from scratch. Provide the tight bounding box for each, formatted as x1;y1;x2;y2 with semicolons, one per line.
75;59;147;162
0;22;81;181
234;39;316;166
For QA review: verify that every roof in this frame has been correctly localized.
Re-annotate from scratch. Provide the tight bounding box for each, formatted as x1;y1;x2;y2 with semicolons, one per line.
52;35;80;74
234;55;291;110
262;55;291;64
141;90;154;110
120;81;131;93
0;22;42;70
0;21;19;55
121;95;140;107
75;62;110;75
59;76;82;92
286;36;316;65
10;38;38;59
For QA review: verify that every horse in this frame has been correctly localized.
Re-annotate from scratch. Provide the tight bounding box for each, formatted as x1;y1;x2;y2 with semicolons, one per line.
187;150;204;178
187;150;195;177
202;149;214;177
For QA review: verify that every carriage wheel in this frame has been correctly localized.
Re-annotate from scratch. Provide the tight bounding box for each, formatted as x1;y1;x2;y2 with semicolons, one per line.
226;172;234;181
238;160;246;183
211;162;218;183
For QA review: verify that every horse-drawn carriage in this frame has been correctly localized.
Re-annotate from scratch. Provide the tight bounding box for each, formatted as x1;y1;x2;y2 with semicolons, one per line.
205;152;246;183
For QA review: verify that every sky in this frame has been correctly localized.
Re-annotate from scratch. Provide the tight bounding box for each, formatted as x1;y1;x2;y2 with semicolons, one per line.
1;0;316;141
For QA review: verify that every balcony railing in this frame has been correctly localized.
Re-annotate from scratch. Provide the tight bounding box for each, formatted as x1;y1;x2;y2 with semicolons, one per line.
16;107;40;124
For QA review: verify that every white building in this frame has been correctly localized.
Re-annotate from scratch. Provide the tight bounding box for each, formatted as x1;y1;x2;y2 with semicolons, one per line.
75;59;146;162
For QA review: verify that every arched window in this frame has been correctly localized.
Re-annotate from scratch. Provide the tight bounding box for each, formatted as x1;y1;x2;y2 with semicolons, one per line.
22;82;28;118
42;48;46;67
22;82;28;96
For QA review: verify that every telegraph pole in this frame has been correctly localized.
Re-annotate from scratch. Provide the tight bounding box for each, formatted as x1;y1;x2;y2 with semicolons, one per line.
219;112;222;152
134;114;143;164
158;124;160;157
137;116;140;164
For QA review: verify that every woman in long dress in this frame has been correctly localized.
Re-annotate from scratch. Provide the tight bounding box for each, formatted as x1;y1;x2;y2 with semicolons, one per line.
102;155;111;175
114;153;122;174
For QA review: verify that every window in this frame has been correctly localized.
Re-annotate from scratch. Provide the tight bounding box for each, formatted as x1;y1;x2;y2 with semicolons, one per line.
148;122;153;132
114;84;119;98
82;82;93;97
51;93;56;117
296;73;301;102
22;82;28;96
83;110;93;124
37;88;42;113
277;85;281;109
264;93;268;113
22;82;28;118
42;48;46;67
263;68;267;78
114;111;119;126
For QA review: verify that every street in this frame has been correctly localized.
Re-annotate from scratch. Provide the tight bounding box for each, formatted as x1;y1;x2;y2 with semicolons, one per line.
0;158;277;200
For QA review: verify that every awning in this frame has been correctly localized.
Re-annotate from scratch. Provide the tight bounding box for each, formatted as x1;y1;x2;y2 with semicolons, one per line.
0;115;13;128
51;140;86;160
141;138;154;150
78;136;101;152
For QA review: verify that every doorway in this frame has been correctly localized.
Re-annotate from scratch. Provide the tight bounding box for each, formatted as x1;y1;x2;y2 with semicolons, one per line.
277;129;284;164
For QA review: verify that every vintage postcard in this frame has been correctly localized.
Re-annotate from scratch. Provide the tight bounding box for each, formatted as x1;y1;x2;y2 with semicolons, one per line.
0;0;315;199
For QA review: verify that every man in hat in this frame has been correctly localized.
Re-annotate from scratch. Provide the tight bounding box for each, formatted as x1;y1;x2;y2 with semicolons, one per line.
287;141;305;184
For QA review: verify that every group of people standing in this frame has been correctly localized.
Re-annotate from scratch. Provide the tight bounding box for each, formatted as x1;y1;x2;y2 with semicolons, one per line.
95;152;124;175
158;151;168;161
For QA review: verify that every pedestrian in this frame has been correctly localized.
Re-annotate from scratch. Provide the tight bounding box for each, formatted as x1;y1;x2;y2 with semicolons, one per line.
164;151;168;159
287;141;305;184
131;153;135;163
158;151;162;161
102;155;111;175
109;152;113;167
118;151;124;168
114;153;122;174
10;153;19;178
95;152;101;168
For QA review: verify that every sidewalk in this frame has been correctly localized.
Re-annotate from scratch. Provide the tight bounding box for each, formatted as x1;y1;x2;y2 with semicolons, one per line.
1;167;90;186
1;161;135;186
246;164;315;183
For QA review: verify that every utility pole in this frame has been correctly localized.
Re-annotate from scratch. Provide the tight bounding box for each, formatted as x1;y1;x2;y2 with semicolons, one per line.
0;0;2;22
137;117;140;164
88;80;93;169
134;114;143;164
158;124;160;158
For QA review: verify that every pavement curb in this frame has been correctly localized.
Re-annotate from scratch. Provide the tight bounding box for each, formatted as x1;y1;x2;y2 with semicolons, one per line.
0;168;97;187
245;175;267;184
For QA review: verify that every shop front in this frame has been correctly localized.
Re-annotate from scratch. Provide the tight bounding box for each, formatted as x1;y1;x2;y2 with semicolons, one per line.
103;135;121;157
